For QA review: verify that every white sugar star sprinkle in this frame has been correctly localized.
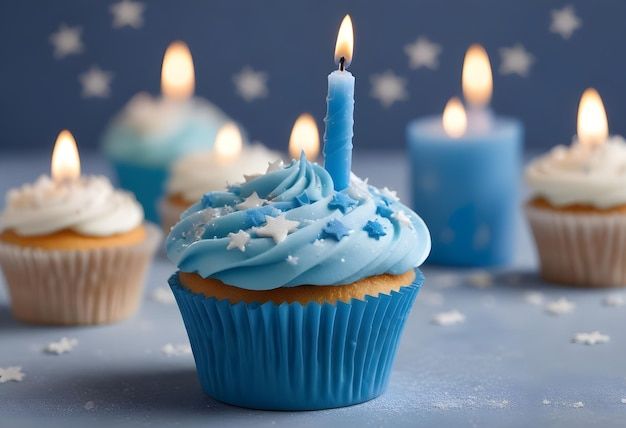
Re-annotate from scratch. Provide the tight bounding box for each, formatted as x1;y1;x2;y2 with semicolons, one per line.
524;291;545;306
161;343;192;356
550;6;581;40
110;0;145;29
244;173;261;183
255;214;299;243
79;66;113;98
571;401;584;409
266;159;284;173
45;337;78;355
0;366;25;383
381;187;399;202
227;230;251;252
572;331;610;346
233;66;268;102
392;210;414;230
150;287;175;304
404;37;442;70
499;44;535;77
348;174;371;200
542;399;551;405
603;294;625;307
545;298;575;316
431;310;465;326
235;192;267;210
286;255;299;266
467;271;493;289
49;24;83;59
370;70;408;108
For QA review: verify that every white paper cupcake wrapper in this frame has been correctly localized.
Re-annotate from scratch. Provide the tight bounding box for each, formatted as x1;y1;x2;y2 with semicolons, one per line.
159;198;188;236
0;224;162;325
526;205;626;288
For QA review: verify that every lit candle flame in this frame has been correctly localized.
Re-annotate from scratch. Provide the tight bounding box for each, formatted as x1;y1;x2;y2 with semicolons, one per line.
442;97;467;138
214;123;243;164
161;41;195;101
462;44;492;108
289;113;320;160
51;129;80;182
334;15;354;70
577;88;608;147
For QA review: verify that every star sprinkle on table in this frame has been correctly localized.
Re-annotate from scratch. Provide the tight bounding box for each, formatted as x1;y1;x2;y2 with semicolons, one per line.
233;66;269;102
322;219;352;241
255;214;299;243
572;331;610;346
79;66;113;98
550;5;582;40
545;298;576;316
235;192;267;210
110;0;145;29
370;71;408;108
49;24;84;59
363;220;386;240
404;37;442;70
44;337;78;355
603;294;625;307
524;291;545;306
499;44;535;77
0;367;25;383
431;310;466;326
227;230;251;252
161;343;192;357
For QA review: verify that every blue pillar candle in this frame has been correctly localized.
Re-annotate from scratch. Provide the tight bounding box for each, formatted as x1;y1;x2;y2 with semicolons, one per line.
323;15;355;191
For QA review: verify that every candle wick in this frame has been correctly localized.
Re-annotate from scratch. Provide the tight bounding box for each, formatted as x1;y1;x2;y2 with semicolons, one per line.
339;57;345;72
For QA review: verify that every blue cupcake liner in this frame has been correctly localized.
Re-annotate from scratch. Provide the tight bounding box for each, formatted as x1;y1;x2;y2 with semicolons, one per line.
169;270;423;410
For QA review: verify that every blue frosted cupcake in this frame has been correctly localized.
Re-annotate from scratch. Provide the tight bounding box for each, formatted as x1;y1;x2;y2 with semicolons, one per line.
166;154;430;410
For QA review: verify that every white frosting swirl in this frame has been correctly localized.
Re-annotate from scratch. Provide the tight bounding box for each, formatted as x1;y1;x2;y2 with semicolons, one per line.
526;136;626;208
1;176;144;236
167;144;282;202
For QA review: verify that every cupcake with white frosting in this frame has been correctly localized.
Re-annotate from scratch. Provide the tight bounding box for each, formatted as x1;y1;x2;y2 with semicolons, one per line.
0;130;161;325
525;88;626;287
159;123;281;233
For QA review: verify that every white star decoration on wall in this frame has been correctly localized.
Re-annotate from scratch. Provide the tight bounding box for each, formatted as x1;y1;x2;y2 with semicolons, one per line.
233;66;269;102
550;5;582;40
404;37;442;70
110;0;145;29
499;44;535;77
49;24;83;59
370;71;408;108
79;66;113;98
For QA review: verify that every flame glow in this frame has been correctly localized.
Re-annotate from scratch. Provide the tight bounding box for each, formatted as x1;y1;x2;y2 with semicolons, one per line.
462;44;493;107
577;88;608;147
51;129;80;182
161;41;195;101
289;113;320;160
442;97;467;138
334;15;354;68
214;123;243;164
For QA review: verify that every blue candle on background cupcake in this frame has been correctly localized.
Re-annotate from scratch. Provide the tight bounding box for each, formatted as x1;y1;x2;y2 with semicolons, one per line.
102;41;234;222
407;44;523;267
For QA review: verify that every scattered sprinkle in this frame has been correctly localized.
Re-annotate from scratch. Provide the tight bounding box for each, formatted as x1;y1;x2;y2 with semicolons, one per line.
84;401;96;410
524;291;545;306
392;210;414;229
467;271;493;289
161;343;192;357
545;298;576;316
571;401;584;409
286;255;299;266
486;399;509;409
431;310;466;326
44;337;78;355
542;399;551;405
603;294;625;307
0;366;25;383
621;398;626;404
227;230;251;252
150;287;175;304
572;331;610;346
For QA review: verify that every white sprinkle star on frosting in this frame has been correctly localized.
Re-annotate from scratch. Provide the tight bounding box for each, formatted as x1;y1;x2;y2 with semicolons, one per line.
381;187;399;202
286;255;299;266
255;214;299;243
431;310;465;326
392;210;414;229
44;337;78;355
545;298;576;316
227;230;251;252
266;159;284;173
572;331;610;346
235;192;267;210
161;343;192;356
0;366;25;383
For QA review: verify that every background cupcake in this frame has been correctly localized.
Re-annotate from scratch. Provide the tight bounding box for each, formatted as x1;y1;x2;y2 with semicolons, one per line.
102;41;233;222
160;123;282;233
166;154;430;409
0;130;161;325
525;88;626;288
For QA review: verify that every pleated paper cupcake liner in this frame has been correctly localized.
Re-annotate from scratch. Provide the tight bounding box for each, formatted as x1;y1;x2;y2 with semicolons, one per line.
0;224;162;325
169;270;423;410
159;197;187;236
526;205;626;288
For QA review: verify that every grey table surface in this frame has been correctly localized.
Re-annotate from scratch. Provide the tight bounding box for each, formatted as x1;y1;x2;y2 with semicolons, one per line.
1;151;625;428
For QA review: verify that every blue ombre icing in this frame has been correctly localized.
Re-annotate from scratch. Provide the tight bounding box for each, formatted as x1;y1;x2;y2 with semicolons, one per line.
166;153;430;290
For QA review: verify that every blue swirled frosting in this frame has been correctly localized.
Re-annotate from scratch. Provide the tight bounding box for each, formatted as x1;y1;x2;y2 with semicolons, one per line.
166;154;431;290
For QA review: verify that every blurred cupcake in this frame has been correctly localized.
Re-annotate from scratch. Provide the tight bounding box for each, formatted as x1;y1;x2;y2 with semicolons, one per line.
160;123;282;233
102;41;234;222
166;154;430;409
0;130;161;325
526;88;626;288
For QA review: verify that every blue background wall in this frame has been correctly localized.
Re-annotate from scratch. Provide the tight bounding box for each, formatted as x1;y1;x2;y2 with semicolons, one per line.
0;0;625;152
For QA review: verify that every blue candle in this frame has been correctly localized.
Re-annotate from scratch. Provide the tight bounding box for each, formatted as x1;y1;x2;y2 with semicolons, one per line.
406;45;524;267
323;15;354;191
